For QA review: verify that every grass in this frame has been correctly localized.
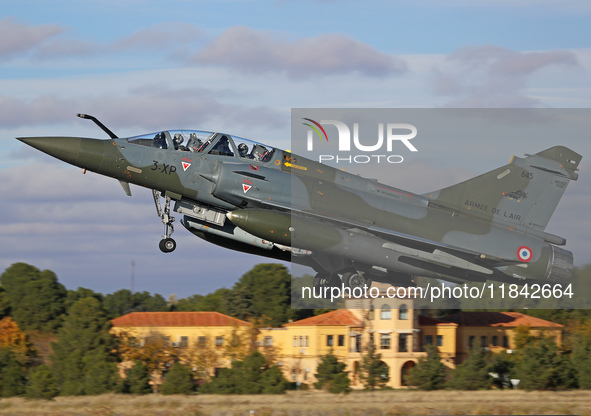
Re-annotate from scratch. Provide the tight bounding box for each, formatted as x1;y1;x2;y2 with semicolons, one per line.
0;390;590;415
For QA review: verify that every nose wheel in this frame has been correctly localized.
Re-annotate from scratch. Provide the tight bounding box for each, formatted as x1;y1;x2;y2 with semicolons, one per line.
153;190;177;253
159;237;176;253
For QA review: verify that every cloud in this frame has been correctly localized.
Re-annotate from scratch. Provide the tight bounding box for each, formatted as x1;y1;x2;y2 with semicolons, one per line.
433;45;579;107
189;26;407;78
0;17;63;59
112;22;204;51
0;86;286;132
0;95;77;127
28;21;203;60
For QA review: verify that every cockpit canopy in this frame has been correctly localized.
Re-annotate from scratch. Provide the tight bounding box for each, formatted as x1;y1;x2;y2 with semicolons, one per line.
125;130;275;162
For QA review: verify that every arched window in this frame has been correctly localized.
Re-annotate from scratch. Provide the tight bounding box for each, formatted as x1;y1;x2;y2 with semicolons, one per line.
380;305;391;320
399;304;408;320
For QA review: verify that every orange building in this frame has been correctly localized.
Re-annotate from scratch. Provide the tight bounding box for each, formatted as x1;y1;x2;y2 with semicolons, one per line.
111;304;564;389
419;311;563;364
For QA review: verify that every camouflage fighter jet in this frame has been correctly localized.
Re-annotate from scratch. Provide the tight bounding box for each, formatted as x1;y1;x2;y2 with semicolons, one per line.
18;114;582;290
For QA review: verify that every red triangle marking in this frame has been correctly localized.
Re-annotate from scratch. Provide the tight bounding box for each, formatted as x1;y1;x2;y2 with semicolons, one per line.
242;184;252;193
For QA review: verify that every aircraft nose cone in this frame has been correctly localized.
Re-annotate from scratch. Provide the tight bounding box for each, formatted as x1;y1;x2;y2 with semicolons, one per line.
18;136;82;164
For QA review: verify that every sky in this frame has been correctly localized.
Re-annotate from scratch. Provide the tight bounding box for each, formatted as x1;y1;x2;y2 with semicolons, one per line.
1;0;590;300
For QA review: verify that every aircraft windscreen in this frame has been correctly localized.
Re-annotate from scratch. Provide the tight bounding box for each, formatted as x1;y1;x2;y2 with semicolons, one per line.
231;135;275;162
126;130;215;152
125;130;274;162
170;130;215;152
127;132;169;149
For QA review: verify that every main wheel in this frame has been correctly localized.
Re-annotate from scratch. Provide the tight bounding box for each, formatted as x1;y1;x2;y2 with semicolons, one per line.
343;272;372;290
159;238;177;253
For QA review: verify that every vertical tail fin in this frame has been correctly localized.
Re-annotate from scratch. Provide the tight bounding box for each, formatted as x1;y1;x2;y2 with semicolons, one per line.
428;146;582;232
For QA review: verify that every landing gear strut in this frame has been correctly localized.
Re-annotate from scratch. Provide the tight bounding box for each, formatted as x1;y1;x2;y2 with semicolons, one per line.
153;190;176;253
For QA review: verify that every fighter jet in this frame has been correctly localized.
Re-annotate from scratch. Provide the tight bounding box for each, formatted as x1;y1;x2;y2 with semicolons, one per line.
18;114;582;290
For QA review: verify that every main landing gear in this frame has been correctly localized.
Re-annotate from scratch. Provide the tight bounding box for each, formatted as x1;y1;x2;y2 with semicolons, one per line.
312;271;373;291
153;190;177;253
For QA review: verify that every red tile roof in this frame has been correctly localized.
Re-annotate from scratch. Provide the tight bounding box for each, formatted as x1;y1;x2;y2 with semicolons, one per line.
439;312;562;328
111;312;250;327
284;309;362;327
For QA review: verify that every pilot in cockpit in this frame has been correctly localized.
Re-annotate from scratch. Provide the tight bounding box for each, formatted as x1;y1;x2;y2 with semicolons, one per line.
154;132;167;149
251;144;269;161
173;134;185;150
238;143;252;159
186;133;202;152
210;136;234;156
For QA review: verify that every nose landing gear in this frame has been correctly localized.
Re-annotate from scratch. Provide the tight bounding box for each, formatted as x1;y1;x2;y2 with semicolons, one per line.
153;190;177;253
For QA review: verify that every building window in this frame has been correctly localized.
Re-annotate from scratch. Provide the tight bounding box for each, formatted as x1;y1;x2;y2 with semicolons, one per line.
215;336;224;347
481;336;488;347
380;305;391;320
398;334;408;352
503;335;509;348
264;336;273;346
198;336;206;347
469;336;475;348
180;336;189;348
300;336;304;347
399;304;408;320
293;336;297;347
305;336;309;347
380;333;391;349
338;335;345;347
327;335;334;347
492;336;498;347
436;335;443;347
354;334;362;352
425;335;433;345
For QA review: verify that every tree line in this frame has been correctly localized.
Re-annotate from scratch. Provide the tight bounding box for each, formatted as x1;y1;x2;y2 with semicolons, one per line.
2;262;591;398
0;262;318;398
407;323;591;391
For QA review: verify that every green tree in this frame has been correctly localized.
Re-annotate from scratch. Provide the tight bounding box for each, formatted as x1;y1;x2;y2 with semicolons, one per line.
0;288;9;318
175;288;232;314
83;351;124;395
200;351;287;394
314;352;351;393
489;350;515;389
126;361;152;395
358;341;389;390
407;345;447;390
0;263;67;332
50;297;119;395
64;287;103;313
103;289;169;319
160;362;194;395
0;348;26;397
25;364;59;400
572;333;591;389
230;264;293;326
449;342;492;390
515;335;575;390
